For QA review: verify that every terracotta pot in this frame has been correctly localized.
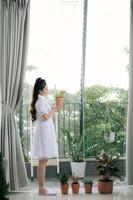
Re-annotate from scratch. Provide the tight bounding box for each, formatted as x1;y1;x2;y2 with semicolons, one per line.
71;183;80;194
55;97;64;107
61;183;69;194
97;180;113;194
84;183;92;193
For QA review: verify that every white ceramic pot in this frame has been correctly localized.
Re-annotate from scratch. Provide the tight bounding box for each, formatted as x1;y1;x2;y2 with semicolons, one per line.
71;161;86;178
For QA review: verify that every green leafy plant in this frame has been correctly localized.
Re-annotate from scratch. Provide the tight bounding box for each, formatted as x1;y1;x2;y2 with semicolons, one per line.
58;173;69;185
82;178;93;185
55;90;65;98
82;178;93;193
63;129;83;162
24;153;30;163
96;152;120;182
0;153;10;200
71;174;79;184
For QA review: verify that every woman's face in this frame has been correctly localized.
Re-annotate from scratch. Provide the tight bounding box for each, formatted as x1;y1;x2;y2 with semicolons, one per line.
42;84;48;96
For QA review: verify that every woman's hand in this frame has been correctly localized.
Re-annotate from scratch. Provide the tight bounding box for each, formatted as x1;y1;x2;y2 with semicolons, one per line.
52;104;62;112
41;104;58;120
52;104;57;112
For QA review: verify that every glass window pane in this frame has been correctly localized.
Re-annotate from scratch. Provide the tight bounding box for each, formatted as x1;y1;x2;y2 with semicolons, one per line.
84;0;130;182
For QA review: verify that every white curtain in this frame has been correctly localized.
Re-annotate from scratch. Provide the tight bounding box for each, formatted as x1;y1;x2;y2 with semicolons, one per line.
126;0;133;185
0;0;30;190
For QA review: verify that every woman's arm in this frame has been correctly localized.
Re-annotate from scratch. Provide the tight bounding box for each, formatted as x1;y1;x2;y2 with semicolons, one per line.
41;104;57;121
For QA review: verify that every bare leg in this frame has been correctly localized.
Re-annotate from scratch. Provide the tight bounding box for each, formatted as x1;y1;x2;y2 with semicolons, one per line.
37;159;48;194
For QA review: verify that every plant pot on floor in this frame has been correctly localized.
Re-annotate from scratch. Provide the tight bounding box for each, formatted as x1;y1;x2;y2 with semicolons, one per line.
61;183;69;194
71;161;86;178
97;180;113;194
71;175;80;194
84;183;92;194
58;172;69;195
96;152;120;194
71;183;80;194
83;178;93;194
62;129;85;178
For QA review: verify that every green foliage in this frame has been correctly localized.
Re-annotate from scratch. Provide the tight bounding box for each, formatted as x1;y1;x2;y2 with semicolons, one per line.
84;85;110;102
63;129;83;162
96;152;120;181
18;84;127;160
58;173;69;185
84;85;127;157
16;98;31;160
23;153;30;163
71;174;79;184
55;90;65;98
63;91;80;103
82;178;93;185
0;153;9;198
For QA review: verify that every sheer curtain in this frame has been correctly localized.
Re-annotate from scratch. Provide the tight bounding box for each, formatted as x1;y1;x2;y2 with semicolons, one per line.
0;0;30;190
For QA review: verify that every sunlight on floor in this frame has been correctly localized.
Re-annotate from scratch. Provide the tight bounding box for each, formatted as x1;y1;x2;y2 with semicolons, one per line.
10;186;133;200
10;179;133;200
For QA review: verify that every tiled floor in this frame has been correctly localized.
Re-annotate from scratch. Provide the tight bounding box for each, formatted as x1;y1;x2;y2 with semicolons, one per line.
10;185;133;200
9;179;133;200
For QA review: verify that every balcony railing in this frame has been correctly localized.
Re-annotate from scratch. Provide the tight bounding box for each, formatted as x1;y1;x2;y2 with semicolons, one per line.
16;102;126;162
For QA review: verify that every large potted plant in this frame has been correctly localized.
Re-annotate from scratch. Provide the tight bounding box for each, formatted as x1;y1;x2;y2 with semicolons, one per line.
96;152;120;194
58;172;69;195
63;129;86;178
0;153;10;200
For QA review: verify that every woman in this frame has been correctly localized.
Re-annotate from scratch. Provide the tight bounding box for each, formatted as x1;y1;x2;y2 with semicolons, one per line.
30;77;58;195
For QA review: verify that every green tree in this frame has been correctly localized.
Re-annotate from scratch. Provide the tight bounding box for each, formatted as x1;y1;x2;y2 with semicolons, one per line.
84;85;127;157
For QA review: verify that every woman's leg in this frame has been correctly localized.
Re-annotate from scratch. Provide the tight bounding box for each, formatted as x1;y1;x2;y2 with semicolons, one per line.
38;159;48;193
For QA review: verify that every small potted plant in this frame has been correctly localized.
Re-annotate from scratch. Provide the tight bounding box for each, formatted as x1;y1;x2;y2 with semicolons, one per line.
58;172;69;195
0;153;10;200
82;178;93;194
96;152;120;194
71;174;80;194
55;90;65;107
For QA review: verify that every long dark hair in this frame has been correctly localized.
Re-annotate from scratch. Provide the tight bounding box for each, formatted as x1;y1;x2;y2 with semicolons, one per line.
30;77;47;121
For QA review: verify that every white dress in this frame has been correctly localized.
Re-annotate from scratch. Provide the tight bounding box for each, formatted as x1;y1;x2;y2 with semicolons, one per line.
32;95;58;160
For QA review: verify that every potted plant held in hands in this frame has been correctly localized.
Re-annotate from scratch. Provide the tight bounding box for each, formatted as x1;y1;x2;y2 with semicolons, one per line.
82;178;93;194
55;90;65;107
58;173;69;195
63;129;86;178
96;152;120;194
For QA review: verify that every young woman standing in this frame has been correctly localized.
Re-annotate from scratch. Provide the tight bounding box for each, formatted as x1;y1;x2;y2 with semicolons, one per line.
30;77;59;195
